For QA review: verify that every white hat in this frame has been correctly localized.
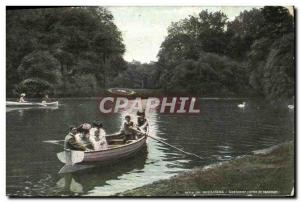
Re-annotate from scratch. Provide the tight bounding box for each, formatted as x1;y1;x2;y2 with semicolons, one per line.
21;93;26;97
82;123;91;130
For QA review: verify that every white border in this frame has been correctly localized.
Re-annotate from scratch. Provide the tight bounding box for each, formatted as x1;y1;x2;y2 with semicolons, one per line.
1;0;298;202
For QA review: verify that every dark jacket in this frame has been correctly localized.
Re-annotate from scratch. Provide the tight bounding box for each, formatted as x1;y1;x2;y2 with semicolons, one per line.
64;133;86;151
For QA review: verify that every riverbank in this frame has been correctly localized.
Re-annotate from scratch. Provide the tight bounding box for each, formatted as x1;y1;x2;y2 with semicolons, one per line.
118;141;294;197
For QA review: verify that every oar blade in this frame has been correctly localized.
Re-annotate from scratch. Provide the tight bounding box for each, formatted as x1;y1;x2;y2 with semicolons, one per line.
57;150;84;165
57;151;66;164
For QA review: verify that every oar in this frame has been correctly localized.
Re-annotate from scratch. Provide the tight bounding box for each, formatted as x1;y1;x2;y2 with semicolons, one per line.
131;128;203;160
44;140;85;170
43;140;65;143
43;140;65;147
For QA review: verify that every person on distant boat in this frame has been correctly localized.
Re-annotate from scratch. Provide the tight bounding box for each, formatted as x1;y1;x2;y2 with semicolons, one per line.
42;94;50;104
89;121;108;151
137;111;149;134
121;115;137;140
64;126;86;151
75;123;92;149
19;93;26;103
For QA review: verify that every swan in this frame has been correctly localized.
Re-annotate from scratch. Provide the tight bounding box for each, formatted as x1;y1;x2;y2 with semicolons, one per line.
238;102;246;108
288;105;294;110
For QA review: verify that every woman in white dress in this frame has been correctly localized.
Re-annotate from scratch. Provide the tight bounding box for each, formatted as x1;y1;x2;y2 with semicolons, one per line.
89;121;108;151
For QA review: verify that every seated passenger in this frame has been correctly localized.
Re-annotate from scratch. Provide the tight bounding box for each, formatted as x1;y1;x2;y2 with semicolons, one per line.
19;93;26;103
89;121;108;151
75;123;92;149
64;126;86;151
42;94;50;104
120;115;137;140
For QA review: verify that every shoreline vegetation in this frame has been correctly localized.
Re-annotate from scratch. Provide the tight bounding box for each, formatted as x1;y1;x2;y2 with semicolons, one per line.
6;89;293;109
117;141;294;197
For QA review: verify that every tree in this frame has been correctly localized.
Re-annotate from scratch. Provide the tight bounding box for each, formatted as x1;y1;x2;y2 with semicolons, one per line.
226;8;265;60
168;53;248;95
247;7;294;102
112;61;159;89
260;6;294;39
255;34;294;102
6;7;126;97
156;6;294;102
17;51;62;96
158;10;229;61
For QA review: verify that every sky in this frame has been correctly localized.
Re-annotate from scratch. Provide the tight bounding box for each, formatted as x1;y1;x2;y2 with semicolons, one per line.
107;6;293;63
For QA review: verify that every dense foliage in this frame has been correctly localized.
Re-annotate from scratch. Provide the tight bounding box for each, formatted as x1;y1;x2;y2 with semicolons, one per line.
7;6;294;103
7;7;125;97
156;6;294;102
111;61;159;89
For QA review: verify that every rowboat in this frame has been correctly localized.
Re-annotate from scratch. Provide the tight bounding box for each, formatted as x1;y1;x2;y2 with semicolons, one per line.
107;88;135;96
6;101;59;107
57;131;148;173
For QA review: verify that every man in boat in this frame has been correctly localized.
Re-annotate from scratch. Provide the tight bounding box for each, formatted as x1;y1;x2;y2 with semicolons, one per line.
89;121;108;151
18;93;26;103
120;115;137;140
64;126;86;151
42;94;50;103
137;111;149;134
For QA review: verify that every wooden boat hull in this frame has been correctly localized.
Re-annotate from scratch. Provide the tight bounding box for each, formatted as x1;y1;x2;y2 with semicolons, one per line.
6;101;58;107
82;135;147;164
57;127;148;174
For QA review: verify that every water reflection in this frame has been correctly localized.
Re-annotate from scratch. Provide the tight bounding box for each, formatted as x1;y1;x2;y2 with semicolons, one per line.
86;110;192;196
55;146;148;196
6;98;294;196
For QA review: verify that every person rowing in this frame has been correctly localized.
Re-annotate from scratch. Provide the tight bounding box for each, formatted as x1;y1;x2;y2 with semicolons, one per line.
42;94;50;104
18;93;26;103
64;126;86;151
120;115;137;141
137;111;149;134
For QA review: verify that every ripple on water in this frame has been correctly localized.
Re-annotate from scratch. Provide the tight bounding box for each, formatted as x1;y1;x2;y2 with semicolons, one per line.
6;98;294;196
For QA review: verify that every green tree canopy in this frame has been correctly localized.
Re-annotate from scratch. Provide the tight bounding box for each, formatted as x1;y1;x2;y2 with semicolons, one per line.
7;7;126;97
155;6;294;102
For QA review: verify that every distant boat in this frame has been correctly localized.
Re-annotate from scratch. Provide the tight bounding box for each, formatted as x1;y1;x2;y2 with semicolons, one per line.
6;101;59;107
107;88;135;96
238;102;246;108
288;105;294;110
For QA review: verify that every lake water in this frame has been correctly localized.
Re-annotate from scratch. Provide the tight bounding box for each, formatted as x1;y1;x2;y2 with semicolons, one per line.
6;98;294;196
